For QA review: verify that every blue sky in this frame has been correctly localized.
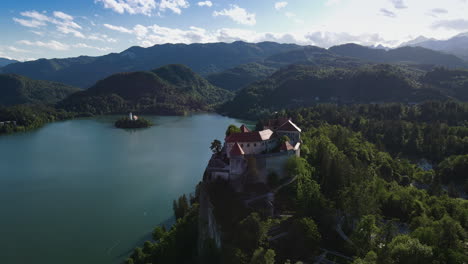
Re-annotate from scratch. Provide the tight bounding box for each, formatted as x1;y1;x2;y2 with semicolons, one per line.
1;0;468;61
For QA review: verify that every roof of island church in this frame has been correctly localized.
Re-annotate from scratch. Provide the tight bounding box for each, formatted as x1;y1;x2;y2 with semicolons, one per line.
230;143;245;156
226;129;274;143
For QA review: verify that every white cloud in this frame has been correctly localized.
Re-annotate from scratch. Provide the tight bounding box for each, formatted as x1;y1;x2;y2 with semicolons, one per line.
274;2;288;10
432;19;468;30
390;0;407;9
104;23;133;33
380;8;396;18
53;11;73;21
7;46;30;53
88;33;118;43
159;0;189;14
197;1;212;7
18;40;70;51
73;43;111;51
13;10;85;39
95;0;189;15
213;5;256;26
13;18;46;28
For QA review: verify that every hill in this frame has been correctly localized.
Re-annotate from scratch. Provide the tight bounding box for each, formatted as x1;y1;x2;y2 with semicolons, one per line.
1;42;301;88
0;58;18;67
329;44;468;68
206;63;277;91
220;64;448;118
0;74;80;106
400;33;468;61
57;64;233;115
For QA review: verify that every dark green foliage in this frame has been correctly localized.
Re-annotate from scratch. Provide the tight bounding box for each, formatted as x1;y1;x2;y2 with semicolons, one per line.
0;74;80;106
249;247;276;264
115;117;152;128
173;194;190;220
288;218;321;259
0;104;75;135
226;124;241;136
437;155;468;185
210;139;222;154
57;64;233;116
127;204;199;264
206;63;277;91
235;213;269;253
221;64;454;118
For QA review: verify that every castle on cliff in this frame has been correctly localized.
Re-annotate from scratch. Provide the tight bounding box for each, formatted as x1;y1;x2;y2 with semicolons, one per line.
204;118;302;190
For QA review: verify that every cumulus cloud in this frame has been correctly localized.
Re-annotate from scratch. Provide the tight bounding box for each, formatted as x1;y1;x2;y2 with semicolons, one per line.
213;5;256;26
73;43;111;51
18;40;70;50
274;2;288;10
13;10;85;38
13;18;46;28
95;0;189;15
53;11;74;20
380;8;396;18
432;19;468;30
197;1;212;7
104;23;134;33
306;32;386;48
390;0;407;9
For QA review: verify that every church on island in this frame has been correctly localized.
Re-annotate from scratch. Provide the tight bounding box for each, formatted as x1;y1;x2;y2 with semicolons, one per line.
204;118;302;190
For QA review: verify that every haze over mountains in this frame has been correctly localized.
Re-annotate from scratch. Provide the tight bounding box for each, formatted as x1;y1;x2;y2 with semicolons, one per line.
400;33;468;61
0;58;18;67
1;41;468;90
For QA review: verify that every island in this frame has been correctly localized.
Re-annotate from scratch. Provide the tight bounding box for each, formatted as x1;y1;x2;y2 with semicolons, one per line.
115;113;152;129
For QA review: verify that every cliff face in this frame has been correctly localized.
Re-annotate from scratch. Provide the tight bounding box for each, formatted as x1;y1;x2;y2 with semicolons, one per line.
198;182;222;252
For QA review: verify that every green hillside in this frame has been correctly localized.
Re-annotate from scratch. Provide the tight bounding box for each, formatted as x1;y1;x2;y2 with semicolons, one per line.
57;64;233;115
220;65;448;118
0;74;80;106
206;63;277;91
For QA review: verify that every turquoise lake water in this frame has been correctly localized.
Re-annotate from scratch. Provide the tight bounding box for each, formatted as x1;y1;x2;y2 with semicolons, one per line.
0;114;248;264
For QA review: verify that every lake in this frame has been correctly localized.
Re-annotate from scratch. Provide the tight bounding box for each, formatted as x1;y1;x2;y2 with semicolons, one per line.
0;114;249;264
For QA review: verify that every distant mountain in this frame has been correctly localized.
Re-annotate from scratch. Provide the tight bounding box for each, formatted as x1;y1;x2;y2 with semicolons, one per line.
206;63;277;91
57;64;233;115
329;44;468;68
1;42;301;88
0;58;19;67
220;64;448;118
0;74;80;106
400;33;468;61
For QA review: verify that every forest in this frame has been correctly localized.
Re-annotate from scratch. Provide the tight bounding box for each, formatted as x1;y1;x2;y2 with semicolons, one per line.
125;100;468;264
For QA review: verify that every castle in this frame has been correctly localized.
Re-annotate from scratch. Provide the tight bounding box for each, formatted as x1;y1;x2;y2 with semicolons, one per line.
204;118;302;190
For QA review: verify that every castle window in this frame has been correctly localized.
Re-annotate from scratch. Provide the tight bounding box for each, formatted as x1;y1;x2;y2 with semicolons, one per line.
254;143;257;147
247;144;250;147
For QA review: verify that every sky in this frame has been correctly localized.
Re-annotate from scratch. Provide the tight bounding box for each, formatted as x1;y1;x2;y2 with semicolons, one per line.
1;0;468;61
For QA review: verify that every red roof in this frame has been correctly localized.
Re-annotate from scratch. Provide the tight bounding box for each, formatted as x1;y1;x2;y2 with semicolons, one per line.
277;120;302;132
226;129;274;143
280;141;295;151
240;125;251;133
230;143;245;156
265;118;290;129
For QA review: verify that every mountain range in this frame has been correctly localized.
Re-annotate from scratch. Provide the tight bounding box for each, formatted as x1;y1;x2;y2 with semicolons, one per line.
400;33;468;61
1;41;467;90
0;58;18;67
